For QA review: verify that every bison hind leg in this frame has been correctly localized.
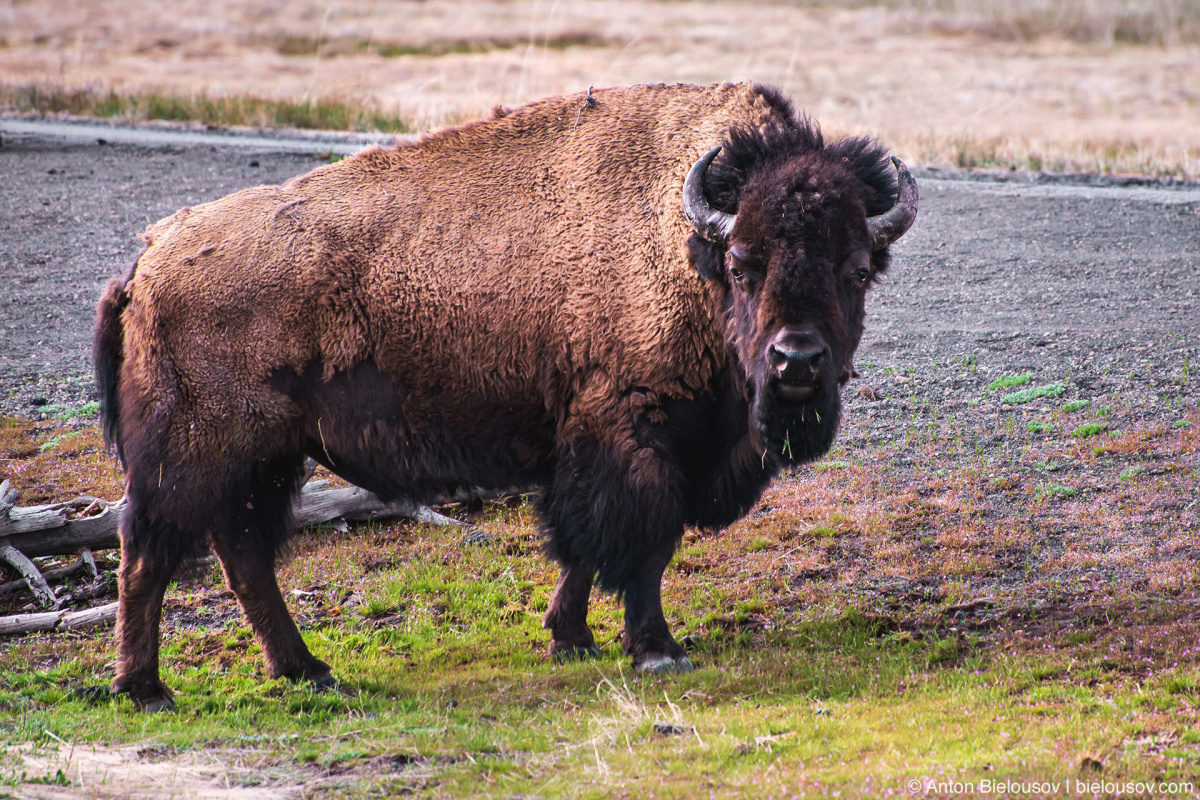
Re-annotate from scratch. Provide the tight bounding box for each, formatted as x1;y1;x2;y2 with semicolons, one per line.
110;499;202;711
209;454;334;687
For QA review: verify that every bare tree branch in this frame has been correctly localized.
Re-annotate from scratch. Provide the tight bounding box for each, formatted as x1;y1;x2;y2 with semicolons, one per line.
0;536;58;608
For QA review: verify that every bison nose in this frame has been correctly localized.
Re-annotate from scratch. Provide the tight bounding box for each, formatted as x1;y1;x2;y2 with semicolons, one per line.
767;342;829;382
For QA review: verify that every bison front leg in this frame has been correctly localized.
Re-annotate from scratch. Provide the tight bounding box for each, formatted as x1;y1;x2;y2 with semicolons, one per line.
543;562;601;659
622;554;693;673
541;432;693;673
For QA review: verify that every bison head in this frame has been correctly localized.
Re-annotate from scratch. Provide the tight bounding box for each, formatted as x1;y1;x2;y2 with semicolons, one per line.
683;125;917;466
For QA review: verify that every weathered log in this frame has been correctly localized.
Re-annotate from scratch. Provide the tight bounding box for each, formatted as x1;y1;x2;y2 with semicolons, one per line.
0;601;118;636
293;482;465;529
0;480;525;564
2;499;123;559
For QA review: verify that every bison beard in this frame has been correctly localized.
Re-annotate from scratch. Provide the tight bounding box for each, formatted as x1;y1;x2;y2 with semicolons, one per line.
93;82;916;710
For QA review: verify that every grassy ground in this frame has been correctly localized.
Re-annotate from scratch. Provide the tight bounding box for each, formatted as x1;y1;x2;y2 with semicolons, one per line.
2;0;1199;176
1;372;1197;796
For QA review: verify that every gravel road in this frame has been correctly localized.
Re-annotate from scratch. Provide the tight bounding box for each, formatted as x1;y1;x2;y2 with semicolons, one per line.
1;116;1197;423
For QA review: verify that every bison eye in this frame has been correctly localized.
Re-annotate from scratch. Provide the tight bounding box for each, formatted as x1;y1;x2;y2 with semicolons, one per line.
729;265;745;284
845;250;871;286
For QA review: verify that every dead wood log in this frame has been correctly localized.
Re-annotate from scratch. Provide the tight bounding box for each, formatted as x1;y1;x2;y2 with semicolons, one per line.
0;601;118;636
293;481;466;529
0;478;524;564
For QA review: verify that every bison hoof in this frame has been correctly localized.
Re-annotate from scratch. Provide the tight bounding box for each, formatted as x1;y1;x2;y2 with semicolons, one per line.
139;696;177;713
111;676;176;712
308;673;340;692
551;644;602;662
635;655;695;674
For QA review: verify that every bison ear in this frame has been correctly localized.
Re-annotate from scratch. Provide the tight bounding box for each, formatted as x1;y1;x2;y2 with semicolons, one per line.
687;235;725;283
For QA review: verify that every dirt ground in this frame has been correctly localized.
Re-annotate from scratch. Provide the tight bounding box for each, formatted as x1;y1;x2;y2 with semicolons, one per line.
2;0;1199;174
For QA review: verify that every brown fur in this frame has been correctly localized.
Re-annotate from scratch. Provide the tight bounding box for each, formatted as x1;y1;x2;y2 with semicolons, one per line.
95;83;909;707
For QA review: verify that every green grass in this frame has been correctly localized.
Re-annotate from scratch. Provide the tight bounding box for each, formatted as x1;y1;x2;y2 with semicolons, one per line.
1072;423;1107;438
261;31;611;59
37;431;85;453
1036;482;1079;500
2;514;1198;798
1062;399;1090;413
1002;383;1066;405
811;459;852;472
987;373;1031;391
51;401;99;421
1025;420;1053;433
1118;465;1146;480
3;396;1199;796
0;85;411;133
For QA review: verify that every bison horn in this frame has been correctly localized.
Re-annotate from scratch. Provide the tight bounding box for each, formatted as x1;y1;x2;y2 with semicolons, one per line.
682;147;737;244
867;156;919;250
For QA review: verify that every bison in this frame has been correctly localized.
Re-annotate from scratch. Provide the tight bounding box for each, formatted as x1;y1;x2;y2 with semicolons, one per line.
93;82;917;710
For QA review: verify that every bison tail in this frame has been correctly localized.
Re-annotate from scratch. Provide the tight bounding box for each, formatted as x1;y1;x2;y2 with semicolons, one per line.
93;276;131;461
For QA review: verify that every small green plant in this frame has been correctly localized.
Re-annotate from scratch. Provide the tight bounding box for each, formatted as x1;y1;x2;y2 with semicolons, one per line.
1002;383;1066;405
1025;421;1052;433
54;401;100;421
1118;466;1145;480
1175;420;1192;428
1072;423;1107;438
1036;483;1079;500
987;373;1031;391
1062;399;1090;413
26;769;70;786
956;354;977;371
813;460;851;472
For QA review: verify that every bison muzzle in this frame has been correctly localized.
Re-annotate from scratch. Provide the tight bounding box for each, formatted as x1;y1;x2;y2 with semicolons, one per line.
92;82;917;710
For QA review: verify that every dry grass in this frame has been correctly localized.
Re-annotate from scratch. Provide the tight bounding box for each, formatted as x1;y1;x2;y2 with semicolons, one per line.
1;0;1198;176
0;84;410;132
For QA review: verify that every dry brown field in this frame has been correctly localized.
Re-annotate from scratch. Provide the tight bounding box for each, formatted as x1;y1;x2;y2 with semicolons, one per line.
2;0;1199;176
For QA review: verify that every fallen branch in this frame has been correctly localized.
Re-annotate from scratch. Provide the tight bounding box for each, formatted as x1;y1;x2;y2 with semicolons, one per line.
0;481;123;559
0;556;87;597
0;536;59;607
0;601;118;636
293;481;467;530
0;483;470;564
